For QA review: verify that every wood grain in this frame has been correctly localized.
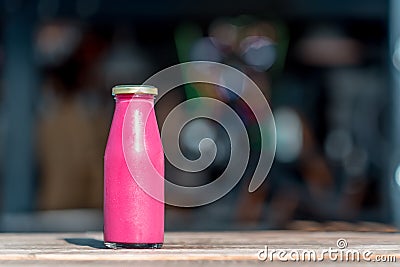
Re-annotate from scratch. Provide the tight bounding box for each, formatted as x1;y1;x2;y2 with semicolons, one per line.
0;231;399;266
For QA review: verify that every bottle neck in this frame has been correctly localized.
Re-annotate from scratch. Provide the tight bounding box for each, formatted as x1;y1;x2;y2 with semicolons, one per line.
115;94;155;103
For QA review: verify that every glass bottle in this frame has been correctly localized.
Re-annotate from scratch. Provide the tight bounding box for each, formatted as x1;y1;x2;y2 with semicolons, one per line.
104;85;164;249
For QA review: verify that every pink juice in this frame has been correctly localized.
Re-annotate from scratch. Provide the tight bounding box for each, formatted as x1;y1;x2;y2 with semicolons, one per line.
104;85;164;249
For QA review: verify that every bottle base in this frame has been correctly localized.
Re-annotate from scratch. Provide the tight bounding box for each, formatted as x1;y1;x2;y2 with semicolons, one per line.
104;242;163;249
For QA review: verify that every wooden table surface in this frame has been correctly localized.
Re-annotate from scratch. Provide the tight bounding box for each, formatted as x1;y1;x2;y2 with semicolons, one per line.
0;231;399;266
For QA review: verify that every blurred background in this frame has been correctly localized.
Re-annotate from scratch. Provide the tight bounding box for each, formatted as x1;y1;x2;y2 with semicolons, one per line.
0;0;399;232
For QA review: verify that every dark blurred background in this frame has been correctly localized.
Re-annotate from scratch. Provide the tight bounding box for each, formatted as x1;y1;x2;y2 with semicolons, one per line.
0;0;399;232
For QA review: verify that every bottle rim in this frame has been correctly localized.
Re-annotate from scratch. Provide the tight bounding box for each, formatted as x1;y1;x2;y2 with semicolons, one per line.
112;85;158;96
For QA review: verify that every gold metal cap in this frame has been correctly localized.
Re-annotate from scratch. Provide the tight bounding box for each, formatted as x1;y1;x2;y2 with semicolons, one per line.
112;85;158;95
